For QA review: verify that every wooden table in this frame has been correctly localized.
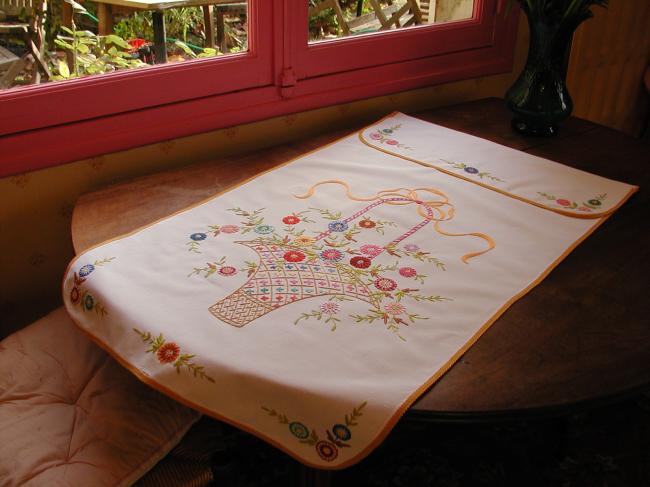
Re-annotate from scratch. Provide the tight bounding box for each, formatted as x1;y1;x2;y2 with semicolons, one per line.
90;0;243;63
71;98;650;480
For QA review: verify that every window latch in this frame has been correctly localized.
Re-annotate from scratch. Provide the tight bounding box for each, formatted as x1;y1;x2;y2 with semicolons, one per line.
280;68;298;98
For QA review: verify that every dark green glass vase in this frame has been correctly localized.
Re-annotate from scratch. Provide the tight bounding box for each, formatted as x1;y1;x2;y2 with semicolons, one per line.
506;12;581;136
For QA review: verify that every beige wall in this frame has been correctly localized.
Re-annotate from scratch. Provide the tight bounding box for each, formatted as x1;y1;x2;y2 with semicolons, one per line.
2;16;532;337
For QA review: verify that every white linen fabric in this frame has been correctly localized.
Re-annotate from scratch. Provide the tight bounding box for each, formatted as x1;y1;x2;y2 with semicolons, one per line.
63;113;637;469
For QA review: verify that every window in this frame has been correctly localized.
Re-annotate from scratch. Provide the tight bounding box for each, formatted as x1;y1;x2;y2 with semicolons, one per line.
0;0;518;176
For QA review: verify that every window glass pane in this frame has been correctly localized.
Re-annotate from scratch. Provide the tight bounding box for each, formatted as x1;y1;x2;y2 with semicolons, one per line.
0;0;248;91
308;0;473;42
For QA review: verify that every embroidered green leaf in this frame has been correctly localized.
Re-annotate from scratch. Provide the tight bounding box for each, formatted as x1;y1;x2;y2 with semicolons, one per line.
261;406;289;424
345;401;367;427
228;207;265;233
372;219;396;235
402;249;445;270
328;295;353;302
284;226;305;236
300;429;319;446
240;260;258;277
394;288;449;303
186;241;201;253
291;210;315;224
310;207;342;221
294;308;341;331
187;257;227;278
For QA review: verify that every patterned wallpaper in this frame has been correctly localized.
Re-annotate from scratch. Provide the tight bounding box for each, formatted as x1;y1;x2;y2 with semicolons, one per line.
0;21;529;338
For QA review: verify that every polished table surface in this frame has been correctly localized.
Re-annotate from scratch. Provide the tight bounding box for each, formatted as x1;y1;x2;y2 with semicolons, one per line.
71;98;650;420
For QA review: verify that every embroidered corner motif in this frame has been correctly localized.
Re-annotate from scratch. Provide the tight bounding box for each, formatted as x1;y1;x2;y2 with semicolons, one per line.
133;328;215;383
538;192;607;212
262;401;367;462
367;124;411;149
68;257;114;316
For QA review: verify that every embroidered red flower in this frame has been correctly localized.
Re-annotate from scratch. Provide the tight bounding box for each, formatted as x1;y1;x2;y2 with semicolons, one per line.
218;266;237;276
157;342;180;363
350;256;371;269
358;219;376;228
282;215;301;225
315;440;338;461
386;139;398;145
284;250;306;263
374;277;397;291
556;198;571;206
70;287;80;304
399;267;417;278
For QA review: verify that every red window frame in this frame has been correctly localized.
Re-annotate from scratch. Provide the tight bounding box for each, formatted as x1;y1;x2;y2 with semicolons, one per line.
0;0;518;177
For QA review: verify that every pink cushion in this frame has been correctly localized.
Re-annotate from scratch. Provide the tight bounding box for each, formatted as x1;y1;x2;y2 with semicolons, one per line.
0;307;200;487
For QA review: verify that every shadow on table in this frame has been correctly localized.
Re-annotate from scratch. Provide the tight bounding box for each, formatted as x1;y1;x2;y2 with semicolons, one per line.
136;390;650;487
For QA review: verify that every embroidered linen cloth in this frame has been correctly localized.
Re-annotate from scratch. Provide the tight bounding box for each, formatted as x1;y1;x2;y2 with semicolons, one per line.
63;113;637;469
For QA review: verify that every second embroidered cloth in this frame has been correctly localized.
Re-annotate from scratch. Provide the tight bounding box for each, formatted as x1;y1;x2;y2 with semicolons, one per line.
63;113;637;468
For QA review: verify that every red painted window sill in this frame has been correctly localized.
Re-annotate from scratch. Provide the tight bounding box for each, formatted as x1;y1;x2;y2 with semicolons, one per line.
0;0;519;177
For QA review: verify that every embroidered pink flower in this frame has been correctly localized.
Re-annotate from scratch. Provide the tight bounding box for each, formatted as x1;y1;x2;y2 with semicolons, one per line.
320;249;343;262
360;244;383;257
220;225;239;234
284;250;306;263
578;207;591;212
359;219;376;228
282;215;300;225
350;256;371;269
374;277;397;291
384;302;406;315
370;132;382;140
157;342;180;363
556;198;571;206
399;267;417;278
319;302;340;315
386;139;398;145
218;266;237;276
403;244;419;252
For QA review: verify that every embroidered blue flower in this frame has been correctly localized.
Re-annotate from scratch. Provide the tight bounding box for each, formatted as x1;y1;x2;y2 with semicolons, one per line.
190;232;207;241
381;128;393;134
79;264;95;277
289;422;310;439
254;224;275;234
332;424;352;441
328;221;348;232
463;166;479;174
587;199;602;206
83;294;95;311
